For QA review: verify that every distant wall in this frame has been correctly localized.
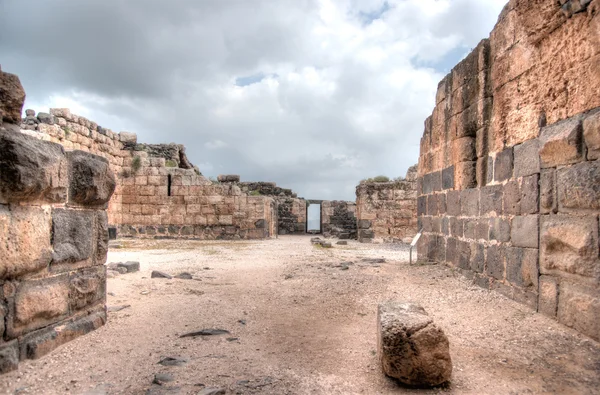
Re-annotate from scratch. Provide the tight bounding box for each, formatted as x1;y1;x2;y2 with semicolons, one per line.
0;103;114;372
417;0;600;341
355;166;418;243
277;198;307;235
322;201;357;239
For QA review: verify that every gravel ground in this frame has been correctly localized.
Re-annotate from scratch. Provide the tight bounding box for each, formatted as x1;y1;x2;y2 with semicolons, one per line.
1;236;598;395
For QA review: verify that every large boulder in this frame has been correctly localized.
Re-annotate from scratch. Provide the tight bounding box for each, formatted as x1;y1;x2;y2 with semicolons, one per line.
377;301;452;387
0;67;26;124
67;150;116;207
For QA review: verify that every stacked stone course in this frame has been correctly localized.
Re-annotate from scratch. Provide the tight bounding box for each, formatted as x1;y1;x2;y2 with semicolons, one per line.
355;166;419;243
322;201;357;239
0;71;115;372
417;0;599;341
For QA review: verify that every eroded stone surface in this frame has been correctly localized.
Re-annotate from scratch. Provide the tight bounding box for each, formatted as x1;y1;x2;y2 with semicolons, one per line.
377;301;452;387
51;209;94;265
539;116;584;168
0;68;26;124
67;151;116;207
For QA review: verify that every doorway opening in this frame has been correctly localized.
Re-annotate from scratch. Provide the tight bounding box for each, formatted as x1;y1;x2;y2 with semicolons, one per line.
306;200;323;234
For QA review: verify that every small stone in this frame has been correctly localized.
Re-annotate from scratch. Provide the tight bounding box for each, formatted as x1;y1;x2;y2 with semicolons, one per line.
336;241;348;245
377;301;452;386
117;261;140;273
153;373;174;385
151;271;172;279
320;242;332;248
116;267;128;274
179;329;230;338
197;388;225;395
107;305;130;313
175;272;193;280
158;357;187;367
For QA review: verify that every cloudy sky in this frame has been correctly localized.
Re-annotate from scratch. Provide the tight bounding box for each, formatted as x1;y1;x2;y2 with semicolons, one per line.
0;0;506;201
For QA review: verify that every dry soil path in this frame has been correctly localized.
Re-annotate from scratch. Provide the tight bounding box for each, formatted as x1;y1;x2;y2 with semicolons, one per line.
1;236;599;394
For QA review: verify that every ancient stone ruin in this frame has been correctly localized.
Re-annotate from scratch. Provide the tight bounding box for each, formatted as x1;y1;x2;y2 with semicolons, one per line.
0;69;115;372
417;0;599;341
356;165;419;243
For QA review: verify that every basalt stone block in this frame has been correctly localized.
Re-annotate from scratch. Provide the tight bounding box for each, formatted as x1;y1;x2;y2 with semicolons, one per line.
540;169;557;214
422;173;433;195
96;212;109;265
431;171;442;192
117;261;139;273
450;217;463;238
557;161;600;211
557;282;600;342
254;219;266;229
460;188;479;217
470;242;485;273
540;215;599;279
0;205;52;279
463;220;476;239
67;151;116;207
8;274;70;337
0;341;19;374
427;194;439;216
19;310;106;360
0;130;67;203
503;180;520;216
446;190;461;216
583;109;600;160
37;112;55;125
475;219;489;241
489;217;510;242
538;275;559;317
417;196;427;217
476;157;488;187
514;139;541;177
455;161;477;190
511;215;539;248
520;175;539;214
446;238;458;267
431;217;442;234
441;217;450;235
486;245;505;280
69;266;106;312
505;247;538;289
442;166;454;190
51;209;94;265
494;147;513;182
457;241;471;270
377;301;452;387
539;115;584;168
480;185;503;215
0;68;26;124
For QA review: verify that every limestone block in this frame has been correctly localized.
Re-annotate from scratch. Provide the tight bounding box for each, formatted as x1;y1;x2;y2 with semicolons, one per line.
377;301;452;387
494;147;513;182
51;209;94;265
557;282;600;342
10;275;69;336
514;138;541;178
118;131;137;144
511;215;539;248
19;310;106;360
0;129;67;203
557;161;600;211
538;275;558;318
69;266;106;312
583;109;600;160
539;116;584;168
540;215;599;280
0;68;25;124
67;151;116;207
0;341;19;374
452;137;476;163
454;161;476;190
0;205;52;279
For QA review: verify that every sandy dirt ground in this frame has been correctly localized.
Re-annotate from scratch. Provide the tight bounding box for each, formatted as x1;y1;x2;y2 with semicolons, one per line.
1;236;599;395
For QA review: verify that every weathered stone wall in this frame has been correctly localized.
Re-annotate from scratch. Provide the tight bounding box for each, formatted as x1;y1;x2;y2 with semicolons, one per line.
16;108;277;240
356;166;418;243
322;201;357;239
0;72;114;372
277;198;307;235
417;1;600;341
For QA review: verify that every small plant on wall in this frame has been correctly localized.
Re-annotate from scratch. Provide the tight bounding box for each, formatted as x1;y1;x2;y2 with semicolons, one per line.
131;156;142;174
165;159;177;168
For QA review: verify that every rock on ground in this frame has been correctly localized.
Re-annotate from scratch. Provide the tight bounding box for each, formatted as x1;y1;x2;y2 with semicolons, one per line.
377;301;452;387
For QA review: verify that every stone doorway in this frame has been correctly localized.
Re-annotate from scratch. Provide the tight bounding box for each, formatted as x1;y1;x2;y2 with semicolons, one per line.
306;200;323;234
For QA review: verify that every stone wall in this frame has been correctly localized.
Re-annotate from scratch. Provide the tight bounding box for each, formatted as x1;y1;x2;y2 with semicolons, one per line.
322;201;357;239
277;198;307;235
0;73;114;372
416;0;600;341
355;166;418;243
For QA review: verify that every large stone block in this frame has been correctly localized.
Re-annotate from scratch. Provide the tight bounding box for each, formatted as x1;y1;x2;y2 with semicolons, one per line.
540;215;599;280
470;242;485;273
540;169;557;214
0;341;19;374
486;245;505;280
538;275;558;318
67;151;116;207
557;282;600;342
442;166;454;190
503;180;520;216
377;302;452;387
520;174;539;215
557;161;600;211
494;147;513;182
0;67;26;124
505;247;538;289
69;266;106;312
480;185;503;215
8;275;70;337
489;217;510;242
446;191;460;216
51;209;94;265
452;137;476;162
460;188;479;217
96;211;109;265
513;138;541;178
511;215;539;248
0;130;67;203
0;205;52;279
583;109;600;160
539;116;584;168
20;310;106;360
454;161;477;190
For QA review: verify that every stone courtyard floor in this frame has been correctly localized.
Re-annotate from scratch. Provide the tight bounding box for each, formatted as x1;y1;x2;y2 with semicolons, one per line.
1;236;599;394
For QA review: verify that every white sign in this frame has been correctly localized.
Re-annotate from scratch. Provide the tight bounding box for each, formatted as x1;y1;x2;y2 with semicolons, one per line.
410;232;422;247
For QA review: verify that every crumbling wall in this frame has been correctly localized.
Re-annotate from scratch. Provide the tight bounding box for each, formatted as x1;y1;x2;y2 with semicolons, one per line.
277;198;307;235
417;0;600;341
322;201;357;239
0;70;114;372
356;166;419;243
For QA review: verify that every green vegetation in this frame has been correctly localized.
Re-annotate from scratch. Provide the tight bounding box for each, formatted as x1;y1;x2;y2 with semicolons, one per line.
249;190;262;196
131;156;142;173
165;159;178;168
360;175;390;183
